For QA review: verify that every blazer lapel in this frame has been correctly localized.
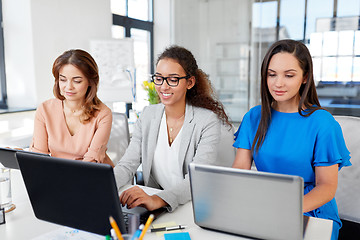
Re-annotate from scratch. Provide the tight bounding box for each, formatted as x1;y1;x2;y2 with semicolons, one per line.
178;104;195;174
144;104;164;184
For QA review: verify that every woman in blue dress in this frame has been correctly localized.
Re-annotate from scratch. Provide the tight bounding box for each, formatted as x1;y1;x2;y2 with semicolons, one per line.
232;39;351;240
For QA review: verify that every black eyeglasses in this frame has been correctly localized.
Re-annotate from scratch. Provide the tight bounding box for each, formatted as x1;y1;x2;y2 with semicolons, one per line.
151;74;189;87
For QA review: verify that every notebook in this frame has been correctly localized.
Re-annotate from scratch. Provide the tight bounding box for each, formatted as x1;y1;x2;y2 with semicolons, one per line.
15;151;165;236
0;147;49;169
188;163;306;240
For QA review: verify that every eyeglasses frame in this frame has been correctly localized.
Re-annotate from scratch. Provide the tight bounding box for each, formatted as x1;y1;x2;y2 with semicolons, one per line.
151;74;190;87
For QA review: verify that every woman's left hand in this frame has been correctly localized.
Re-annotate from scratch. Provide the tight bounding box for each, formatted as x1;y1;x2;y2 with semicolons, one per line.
119;186;167;211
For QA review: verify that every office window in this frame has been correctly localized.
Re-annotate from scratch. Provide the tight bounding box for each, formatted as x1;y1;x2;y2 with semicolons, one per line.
175;0;360;119
279;0;305;40
353;57;360;81
131;28;150;110
0;0;7;109
111;25;125;39
337;0;360;17
338;31;354;55
252;1;278;45
313;58;322;83
355;31;360;55
111;0;126;16
249;0;360;117
305;0;333;40
322;31;338;56
128;0;151;21
252;1;278;29
337;57;353;82
310;30;360;83
111;0;154;111
322;57;337;81
111;0;154;71
309;32;323;56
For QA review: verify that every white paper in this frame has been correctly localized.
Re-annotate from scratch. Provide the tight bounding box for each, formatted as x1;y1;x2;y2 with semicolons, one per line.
31;227;104;240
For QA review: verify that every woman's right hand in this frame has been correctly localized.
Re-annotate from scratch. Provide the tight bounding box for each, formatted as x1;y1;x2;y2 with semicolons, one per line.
119;186;167;211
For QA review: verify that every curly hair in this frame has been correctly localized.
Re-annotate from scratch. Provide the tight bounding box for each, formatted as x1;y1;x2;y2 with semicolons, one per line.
52;49;102;123
157;45;231;127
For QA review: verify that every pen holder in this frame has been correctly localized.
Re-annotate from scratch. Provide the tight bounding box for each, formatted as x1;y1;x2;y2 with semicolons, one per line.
110;233;131;240
121;234;132;240
128;213;140;235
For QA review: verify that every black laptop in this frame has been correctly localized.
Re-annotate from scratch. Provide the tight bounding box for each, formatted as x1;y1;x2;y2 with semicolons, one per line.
15;152;165;236
0;147;49;169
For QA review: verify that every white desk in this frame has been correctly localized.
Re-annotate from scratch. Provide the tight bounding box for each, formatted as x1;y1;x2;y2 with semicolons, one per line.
0;170;333;240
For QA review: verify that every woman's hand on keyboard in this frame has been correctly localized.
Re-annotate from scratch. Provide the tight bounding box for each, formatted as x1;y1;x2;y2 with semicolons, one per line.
119;186;167;211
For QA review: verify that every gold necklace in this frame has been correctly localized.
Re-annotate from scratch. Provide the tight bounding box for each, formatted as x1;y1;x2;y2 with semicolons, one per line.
167;114;185;144
64;101;83;113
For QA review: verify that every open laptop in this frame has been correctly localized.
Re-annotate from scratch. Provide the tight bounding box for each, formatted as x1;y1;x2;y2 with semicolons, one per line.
189;163;306;240
0;147;49;169
15;151;165;236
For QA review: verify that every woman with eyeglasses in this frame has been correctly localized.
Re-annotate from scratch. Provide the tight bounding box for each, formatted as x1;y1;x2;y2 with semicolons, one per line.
114;45;231;211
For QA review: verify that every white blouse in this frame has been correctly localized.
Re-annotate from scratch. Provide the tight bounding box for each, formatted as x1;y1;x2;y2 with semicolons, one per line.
152;113;184;190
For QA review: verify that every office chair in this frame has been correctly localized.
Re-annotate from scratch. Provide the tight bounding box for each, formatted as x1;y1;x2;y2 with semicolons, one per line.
107;112;130;166
334;115;360;240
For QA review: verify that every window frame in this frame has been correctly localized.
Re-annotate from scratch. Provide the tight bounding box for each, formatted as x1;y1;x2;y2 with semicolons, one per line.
111;0;154;115
0;0;8;109
112;0;154;73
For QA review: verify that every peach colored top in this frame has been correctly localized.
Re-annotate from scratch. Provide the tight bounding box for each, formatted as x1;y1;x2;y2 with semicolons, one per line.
30;98;114;166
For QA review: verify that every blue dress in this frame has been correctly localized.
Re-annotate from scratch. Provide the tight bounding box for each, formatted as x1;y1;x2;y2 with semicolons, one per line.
233;105;351;240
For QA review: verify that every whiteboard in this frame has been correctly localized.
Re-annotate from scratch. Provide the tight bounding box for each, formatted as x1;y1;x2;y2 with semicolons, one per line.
90;38;135;103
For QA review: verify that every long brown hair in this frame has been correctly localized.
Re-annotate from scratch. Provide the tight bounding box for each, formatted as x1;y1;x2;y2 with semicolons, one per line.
157;45;231;126
253;39;324;152
53;49;102;123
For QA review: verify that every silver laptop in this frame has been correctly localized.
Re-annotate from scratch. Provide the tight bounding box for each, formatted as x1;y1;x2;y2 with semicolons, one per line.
189;163;305;240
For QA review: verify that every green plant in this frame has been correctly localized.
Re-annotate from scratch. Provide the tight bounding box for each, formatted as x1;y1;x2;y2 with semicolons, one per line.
142;81;159;104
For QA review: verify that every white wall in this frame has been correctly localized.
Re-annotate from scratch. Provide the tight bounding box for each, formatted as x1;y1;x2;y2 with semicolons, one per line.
153;0;174;59
2;0;112;108
2;0;37;108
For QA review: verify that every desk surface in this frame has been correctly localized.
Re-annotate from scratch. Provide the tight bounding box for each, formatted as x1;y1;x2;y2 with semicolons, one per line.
0;170;333;240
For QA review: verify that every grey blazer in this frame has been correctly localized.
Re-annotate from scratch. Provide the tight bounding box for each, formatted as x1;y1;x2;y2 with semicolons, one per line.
113;103;221;211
